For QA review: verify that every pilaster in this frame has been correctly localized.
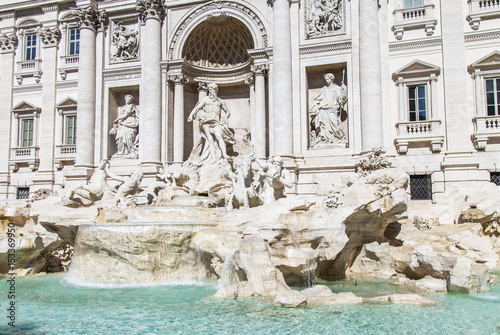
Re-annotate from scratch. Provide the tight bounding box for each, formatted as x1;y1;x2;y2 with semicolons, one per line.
168;73;188;163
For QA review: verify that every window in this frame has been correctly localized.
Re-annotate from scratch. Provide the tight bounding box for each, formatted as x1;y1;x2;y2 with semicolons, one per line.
404;0;423;8
486;78;500;116
408;84;428;121
65;115;77;145
410;175;432;200
491;172;500;186
68;28;80;55
25;34;37;61
20;118;34;147
17;187;30;200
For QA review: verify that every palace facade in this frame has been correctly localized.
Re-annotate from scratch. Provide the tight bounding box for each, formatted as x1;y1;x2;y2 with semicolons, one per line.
0;0;499;201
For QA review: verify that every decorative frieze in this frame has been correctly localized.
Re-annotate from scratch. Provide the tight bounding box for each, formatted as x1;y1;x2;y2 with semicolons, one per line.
72;6;107;31
305;0;345;39
0;33;18;53
136;0;165;22
39;27;61;48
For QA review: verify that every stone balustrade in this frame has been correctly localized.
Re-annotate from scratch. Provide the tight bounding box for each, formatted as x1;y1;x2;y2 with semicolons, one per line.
58;55;79;80
54;144;76;169
472;115;500;150
392;4;437;39
394;119;444;154
467;0;500;29
15;59;42;84
9;146;40;171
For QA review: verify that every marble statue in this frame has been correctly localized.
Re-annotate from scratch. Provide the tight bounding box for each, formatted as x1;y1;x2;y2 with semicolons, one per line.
226;153;259;211
111;22;138;60
106;169;144;207
307;0;343;37
187;82;235;165
109;94;139;158
147;166;173;204
256;156;293;205
309;72;347;147
61;159;110;206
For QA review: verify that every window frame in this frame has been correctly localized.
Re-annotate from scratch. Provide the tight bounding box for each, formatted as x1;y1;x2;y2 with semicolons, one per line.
68;27;80;56
24;33;37;61
404;0;424;8
409;174;432;200
485;77;500;116
64;113;77;145
407;83;429;121
19;117;34;148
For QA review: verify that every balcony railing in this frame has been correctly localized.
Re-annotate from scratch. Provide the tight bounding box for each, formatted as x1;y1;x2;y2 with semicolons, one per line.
394;120;444;154
55;144;76;156
15;60;42;84
54;144;76;169
9;146;40;171
58;55;79;80
392;5;437;39
472;115;500;150
467;0;500;29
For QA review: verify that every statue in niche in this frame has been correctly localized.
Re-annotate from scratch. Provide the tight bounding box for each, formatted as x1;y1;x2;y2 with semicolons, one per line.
61;159;110;206
309;72;347;147
256;156;293;205
111;21;138;60
109;94;139;159
187;82;236;165
307;0;343;38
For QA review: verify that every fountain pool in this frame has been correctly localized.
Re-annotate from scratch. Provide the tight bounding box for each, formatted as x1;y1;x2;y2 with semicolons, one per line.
2;272;499;335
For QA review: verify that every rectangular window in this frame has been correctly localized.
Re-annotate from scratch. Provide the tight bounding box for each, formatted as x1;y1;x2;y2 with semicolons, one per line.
491;172;500;186
65;115;77;145
486;78;500;116
405;0;423;7
408;85;428;121
25;34;37;61
410;175;432;200
69;28;80;55
17;187;30;200
20;118;34;147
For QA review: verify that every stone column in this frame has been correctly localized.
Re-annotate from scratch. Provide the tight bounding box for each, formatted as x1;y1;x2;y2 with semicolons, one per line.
473;71;484;117
0;31;17;178
168;74;187;163
252;64;269;159
38;25;61;172
272;0;293;157
359;0;384;150
137;0;164;165
245;74;256;151
74;6;106;168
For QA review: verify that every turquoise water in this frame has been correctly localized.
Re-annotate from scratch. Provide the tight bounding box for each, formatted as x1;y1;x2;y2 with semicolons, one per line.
2;273;500;335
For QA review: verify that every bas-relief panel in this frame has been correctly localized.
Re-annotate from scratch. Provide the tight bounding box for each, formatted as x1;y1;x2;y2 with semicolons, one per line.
305;0;346;39
110;20;139;63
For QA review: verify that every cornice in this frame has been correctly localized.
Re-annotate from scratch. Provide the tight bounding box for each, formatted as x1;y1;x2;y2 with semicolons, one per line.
389;37;442;52
465;30;500;43
299;41;352;55
103;65;142;81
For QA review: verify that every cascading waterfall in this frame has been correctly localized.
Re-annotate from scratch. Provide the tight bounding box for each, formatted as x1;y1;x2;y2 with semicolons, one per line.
219;251;237;288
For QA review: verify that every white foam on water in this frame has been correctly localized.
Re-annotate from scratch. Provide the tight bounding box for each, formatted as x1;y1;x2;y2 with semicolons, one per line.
61;274;214;289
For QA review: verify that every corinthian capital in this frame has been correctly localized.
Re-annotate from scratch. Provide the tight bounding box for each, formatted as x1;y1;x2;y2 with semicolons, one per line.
251;64;269;76
136;0;165;22
0;33;18;53
40;27;61;48
73;6;107;31
167;74;188;85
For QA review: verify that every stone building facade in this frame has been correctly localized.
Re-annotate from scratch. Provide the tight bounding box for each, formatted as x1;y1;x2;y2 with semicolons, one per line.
0;0;499;201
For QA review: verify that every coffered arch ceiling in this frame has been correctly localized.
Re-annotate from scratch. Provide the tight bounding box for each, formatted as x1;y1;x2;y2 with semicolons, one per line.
182;16;255;69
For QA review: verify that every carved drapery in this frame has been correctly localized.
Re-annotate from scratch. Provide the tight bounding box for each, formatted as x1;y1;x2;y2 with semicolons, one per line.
39;27;61;48
0;33;18;53
136;0;165;22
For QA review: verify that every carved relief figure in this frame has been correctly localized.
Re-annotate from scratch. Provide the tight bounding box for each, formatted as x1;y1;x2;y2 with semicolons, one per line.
147;166;173;204
188;83;236;165
226;153;259;211
111;21;138;61
107;169;144;207
309;73;347;147
256;156;293;205
109;94;139;158
61;159;110;206
307;0;343;38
